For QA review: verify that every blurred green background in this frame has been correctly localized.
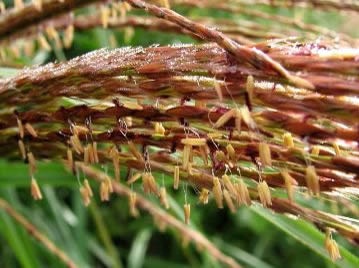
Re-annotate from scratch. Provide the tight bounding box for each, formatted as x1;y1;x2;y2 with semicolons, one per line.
1;1;359;268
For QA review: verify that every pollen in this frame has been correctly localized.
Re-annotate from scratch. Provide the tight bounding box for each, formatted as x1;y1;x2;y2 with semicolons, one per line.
257;180;272;207
70;135;84;154
259;142;272;167
38;34;51;51
128;141;144;161
159;187;170;209
183;203;191;224
27;152;36;177
63;25;74;49
199;188;209;204
283;132;294;148
305;165;320;196
214;109;235;129
17;117;24;139
325;229;341;262
154;122;166;135
212;177;223;208
128;172;141;184
129;191;139;217
246;75;254;104
18;140;26;160
280;169;295;202
173;166;180;190
32;0;42;11
101;5;110;28
80;185;91;207
235;179;251;206
223;189;236;213
31;177;42;201
311;146;320;156
333;142;341;156
24;123;38;138
181;138;206;146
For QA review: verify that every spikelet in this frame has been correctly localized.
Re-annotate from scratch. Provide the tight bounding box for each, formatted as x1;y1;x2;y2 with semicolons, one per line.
333;142;341;156
235;179;251;206
154;122;166;135
214;80;223;102
199;188;209;204
259;142;272;167
283;132;294;148
240;106;256;129
80;185;91;206
280;169;295;202
246;75;254;104
14;0;24;10
182;144;191;170
38;34;51;51
325;229;341;262
100;5;110;28
70;135;84;154
129;191;139;217
212;177;223;208
159;187;170;209
127;172;141;184
67;147;74;172
84;179;93;197
128;141;143;161
257;180;272;207
17;117;24;138
181;138;206;146
31;177;42;200
223;189;236;213
27;152;36;177
214;109;235;128
305;165;320;196
32;0;42;11
234;108;242;134
173;166;180;190
311;146;320;156
63;25;74;49
0;1;5;14
226;144;236;161
183;203;191;224
18;140;26;160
